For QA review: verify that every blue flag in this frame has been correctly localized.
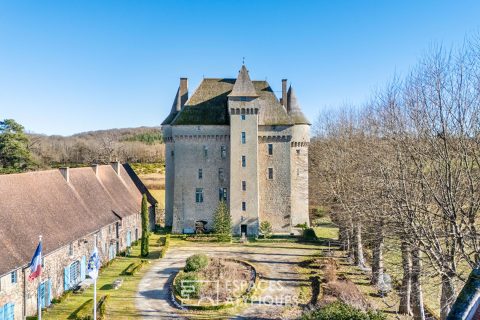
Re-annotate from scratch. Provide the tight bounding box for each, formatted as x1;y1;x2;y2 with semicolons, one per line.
87;247;100;280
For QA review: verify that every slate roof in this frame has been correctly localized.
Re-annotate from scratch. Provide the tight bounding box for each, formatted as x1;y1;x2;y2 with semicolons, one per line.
165;78;295;126
0;164;155;276
287;86;311;125
228;65;259;98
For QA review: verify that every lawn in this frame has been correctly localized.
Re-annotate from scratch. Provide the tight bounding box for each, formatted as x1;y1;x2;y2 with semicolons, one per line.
312;216;339;241
43;234;165;319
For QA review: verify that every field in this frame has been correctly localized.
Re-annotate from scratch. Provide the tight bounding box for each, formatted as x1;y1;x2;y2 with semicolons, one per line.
130;163;166;209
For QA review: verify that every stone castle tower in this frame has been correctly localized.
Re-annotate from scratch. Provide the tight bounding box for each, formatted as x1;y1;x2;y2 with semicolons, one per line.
162;65;310;235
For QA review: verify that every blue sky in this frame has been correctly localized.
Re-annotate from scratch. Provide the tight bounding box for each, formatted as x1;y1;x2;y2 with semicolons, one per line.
0;1;479;135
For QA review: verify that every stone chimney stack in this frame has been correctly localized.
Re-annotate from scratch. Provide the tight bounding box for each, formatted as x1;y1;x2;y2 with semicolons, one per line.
176;77;188;111
282;79;288;111
59;167;70;183
110;161;121;176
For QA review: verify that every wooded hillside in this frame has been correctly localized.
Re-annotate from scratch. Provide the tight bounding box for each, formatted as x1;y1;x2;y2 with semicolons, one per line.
28;126;164;167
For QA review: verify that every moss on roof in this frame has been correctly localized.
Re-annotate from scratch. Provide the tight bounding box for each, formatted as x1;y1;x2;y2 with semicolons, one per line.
165;78;295;126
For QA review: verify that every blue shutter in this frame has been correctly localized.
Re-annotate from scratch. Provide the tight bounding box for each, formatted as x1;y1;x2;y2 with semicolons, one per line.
5;303;15;320
64;266;70;291
47;279;52;307
38;282;45;309
8;303;14;320
80;256;86;281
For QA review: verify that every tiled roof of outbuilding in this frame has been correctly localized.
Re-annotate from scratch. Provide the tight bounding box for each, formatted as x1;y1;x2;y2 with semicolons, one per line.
0;164;154;276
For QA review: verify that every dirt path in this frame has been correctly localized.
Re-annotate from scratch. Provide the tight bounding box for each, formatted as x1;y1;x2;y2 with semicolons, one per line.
135;241;321;319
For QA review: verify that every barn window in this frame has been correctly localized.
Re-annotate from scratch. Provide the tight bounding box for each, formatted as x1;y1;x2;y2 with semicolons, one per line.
68;243;74;257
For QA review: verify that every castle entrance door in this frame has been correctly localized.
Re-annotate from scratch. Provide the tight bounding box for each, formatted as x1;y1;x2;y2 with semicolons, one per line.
241;224;247;236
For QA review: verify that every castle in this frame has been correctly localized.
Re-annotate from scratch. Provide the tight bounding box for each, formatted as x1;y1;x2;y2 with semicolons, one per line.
162;65;310;235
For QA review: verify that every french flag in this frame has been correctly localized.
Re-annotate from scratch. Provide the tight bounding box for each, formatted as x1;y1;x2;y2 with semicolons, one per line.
28;241;42;281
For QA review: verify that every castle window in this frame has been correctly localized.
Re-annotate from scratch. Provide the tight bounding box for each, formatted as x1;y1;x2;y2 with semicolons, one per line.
219;168;224;180
241;156;246;167
296;149;300;155
242;202;246;211
268;144;273;155
242;180;246;191
268;168;274;180
241;132;246;144
221;146;227;159
195;188;204;203
171;150;174;157
11;271;17;284
198;169;203;179
219;188;227;201
203;146;208;157
241;114;246;120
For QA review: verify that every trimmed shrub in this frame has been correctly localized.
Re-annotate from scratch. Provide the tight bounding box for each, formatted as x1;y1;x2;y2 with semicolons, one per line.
302;302;386;320
97;294;109;319
174;271;202;298
303;228;318;241
123;260;148;276
184;254;209;272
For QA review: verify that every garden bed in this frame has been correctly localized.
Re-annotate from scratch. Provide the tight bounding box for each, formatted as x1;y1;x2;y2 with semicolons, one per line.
172;254;257;310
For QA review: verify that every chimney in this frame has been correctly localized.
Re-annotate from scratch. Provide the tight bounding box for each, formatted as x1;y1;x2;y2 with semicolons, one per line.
282;79;288;110
92;164;99;177
110;161;121;176
59;167;70;183
176;77;188;111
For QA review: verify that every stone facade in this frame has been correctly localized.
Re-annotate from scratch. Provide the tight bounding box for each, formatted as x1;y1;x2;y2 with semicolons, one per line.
163;66;310;235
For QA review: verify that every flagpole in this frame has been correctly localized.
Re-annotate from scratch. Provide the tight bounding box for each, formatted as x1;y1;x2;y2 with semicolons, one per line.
38;235;42;320
93;234;97;320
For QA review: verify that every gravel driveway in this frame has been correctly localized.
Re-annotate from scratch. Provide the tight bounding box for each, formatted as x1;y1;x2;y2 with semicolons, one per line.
135;241;320;319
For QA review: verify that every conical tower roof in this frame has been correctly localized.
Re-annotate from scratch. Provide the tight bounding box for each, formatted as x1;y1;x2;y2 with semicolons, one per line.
228;65;259;97
287;86;310;125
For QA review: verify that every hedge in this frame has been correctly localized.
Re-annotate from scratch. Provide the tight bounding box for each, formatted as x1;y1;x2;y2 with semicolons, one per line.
184;254;209;272
73;294;110;320
123;260;148;276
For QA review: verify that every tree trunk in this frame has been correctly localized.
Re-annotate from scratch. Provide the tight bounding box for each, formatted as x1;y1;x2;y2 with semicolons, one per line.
399;241;413;316
440;273;456;320
411;246;425;320
354;221;366;268
371;235;384;285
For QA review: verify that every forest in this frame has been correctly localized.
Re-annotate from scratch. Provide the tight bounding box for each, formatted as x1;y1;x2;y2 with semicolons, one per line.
309;37;480;319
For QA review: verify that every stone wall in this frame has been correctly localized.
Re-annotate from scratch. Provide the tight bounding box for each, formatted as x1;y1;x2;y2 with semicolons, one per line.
229;101;260;236
163;125;175;227
258;125;293;232
171;125;230;233
0;208;145;319
290;124;310;227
